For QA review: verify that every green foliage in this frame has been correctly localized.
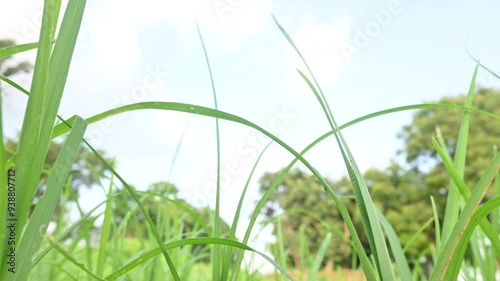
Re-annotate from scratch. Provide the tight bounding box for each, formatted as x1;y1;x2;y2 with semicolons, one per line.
400;88;500;199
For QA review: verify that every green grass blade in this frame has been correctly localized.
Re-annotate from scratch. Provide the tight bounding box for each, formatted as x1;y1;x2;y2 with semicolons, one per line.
276;218;288;281
0;74;31;95
15;116;87;281
105;237;295;281
167;124;188;181
440;62;480;246
13;0;59;243
338;103;500;130
50;102;500;141
432;138;500;257
272;14;335;128
430;196;441;257
308;233;332;281
466;49;500;80
45;236;105;281
444;198;500;280
15;0;86;245
96;170;115;276
194;19;223;281
376;208;412;281
402;218;433;254
0;42;39;60
430;151;500;280
225;141;273;280
297;70;394;280
493;150;500;233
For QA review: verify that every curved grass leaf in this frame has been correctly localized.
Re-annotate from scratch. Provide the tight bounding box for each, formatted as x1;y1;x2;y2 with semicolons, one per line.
104;237;295;281
15;116;87;281
444;198;500;280
45;236;105;281
49;103;500;142
440;62;480;248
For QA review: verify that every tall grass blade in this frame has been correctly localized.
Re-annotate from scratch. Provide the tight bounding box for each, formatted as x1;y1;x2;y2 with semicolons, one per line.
15;116;87;281
430;151;500;280
13;0;58;243
433;138;500;257
167;124;188;181
376;208;412;281
296;69;395;280
15;0;86;245
276;218;288;281
96;170;115;276
45;236;105;281
440;62;480;246
308;232;332;281
493;150;500;233
430;196;441;262
223;141;273;280
444;197;500;280
194;18;223;281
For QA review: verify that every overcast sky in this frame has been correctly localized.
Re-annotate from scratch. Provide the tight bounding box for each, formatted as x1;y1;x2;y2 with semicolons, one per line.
2;0;500;271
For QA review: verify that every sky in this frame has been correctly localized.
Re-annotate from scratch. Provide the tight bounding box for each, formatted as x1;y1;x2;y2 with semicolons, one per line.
2;0;500;272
